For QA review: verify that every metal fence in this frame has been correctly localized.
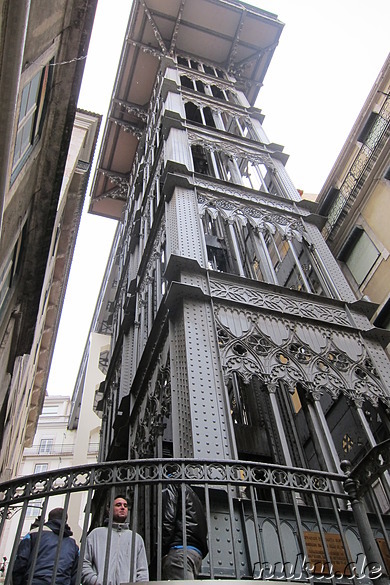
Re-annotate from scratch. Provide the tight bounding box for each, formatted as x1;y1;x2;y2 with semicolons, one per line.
0;454;389;584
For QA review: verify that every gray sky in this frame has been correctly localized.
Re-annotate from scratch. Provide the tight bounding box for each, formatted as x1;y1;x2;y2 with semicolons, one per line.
47;0;390;395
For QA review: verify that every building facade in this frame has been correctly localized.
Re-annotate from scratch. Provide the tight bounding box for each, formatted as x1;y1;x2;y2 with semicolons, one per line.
317;54;390;353
91;0;390;485
1;2;390;583
0;0;98;480
86;0;390;579
0;394;100;562
0;108;100;481
0;333;107;563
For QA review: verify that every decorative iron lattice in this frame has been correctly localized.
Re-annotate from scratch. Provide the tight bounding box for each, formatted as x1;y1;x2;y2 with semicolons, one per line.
324;94;390;239
0;458;348;508
343;438;390;497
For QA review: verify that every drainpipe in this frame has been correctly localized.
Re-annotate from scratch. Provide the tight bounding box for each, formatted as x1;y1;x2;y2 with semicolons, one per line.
0;0;31;238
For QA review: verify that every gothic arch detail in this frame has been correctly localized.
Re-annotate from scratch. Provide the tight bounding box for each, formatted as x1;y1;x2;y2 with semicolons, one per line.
214;305;390;408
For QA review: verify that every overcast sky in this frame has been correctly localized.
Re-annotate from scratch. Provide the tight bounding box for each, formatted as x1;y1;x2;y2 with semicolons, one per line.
47;0;390;396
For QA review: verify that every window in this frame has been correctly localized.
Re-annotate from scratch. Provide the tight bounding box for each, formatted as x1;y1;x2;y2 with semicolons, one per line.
202;212;238;274
27;497;44;517
228;374;250;426
191;145;214;176
339;227;380;285
12;62;52;180
39;438;53;454
185;102;202;124
374;298;390;331
0;224;27;316
34;463;48;474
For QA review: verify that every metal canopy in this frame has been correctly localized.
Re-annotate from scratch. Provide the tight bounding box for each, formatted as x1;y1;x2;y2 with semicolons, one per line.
89;0;283;219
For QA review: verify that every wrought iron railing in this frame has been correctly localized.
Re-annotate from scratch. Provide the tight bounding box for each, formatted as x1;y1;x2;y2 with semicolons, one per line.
0;457;389;584
23;444;75;456
323;93;390;240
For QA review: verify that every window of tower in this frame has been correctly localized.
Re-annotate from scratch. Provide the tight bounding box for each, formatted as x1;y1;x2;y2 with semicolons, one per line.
264;230;288;272
190;59;200;70
227;374;274;464
191;145;214;176
211;85;226;100
180;75;194;90
285;383;320;470
242;161;272;193
297;246;327;295
238;117;251;138
206;240;230;272
203;64;215;76
177;56;188;67
195;79;206;93
282;240;317;293
240;224;266;281
228;375;250;426
185;102;202;124
220;111;234;133
203;212;235;273
203;107;216;128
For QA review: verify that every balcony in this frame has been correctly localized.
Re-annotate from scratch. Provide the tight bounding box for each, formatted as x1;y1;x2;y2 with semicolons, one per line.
23;443;75;457
0;446;389;584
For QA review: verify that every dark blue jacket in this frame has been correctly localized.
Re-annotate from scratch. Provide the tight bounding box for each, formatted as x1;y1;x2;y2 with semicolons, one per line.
12;519;79;585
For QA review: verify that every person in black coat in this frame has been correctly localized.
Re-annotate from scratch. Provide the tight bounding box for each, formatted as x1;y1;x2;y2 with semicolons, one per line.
161;483;208;579
12;508;79;585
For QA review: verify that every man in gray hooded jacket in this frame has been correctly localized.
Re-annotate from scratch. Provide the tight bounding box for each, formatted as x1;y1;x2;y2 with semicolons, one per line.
82;495;148;585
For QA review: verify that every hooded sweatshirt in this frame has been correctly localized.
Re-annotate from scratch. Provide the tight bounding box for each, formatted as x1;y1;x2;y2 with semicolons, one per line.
12;519;79;585
81;522;149;585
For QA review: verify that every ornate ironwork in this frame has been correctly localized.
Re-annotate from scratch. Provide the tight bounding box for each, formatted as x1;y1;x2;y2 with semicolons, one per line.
196;183;308;215
99;169;130;197
213;303;390;408
0;458;347;507
110;118;144;139
343;438;390;497
139;0;167;55
113;99;148;122
188;129;274;168
324;94;390;239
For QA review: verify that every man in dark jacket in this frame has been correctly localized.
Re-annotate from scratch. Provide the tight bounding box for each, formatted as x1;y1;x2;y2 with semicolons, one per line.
162;483;208;579
12;508;79;585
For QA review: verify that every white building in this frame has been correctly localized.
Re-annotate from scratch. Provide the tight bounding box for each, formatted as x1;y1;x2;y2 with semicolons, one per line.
0;331;109;562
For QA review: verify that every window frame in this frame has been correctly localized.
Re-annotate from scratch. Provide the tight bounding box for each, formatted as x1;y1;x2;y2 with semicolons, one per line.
338;226;380;286
11;60;53;183
38;438;53;454
34;463;48;474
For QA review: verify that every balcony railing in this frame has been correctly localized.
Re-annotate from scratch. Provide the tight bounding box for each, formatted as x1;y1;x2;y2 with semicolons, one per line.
23;444;75;456
0;452;389;584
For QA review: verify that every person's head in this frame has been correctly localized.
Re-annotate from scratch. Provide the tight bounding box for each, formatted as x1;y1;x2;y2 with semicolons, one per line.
48;508;67;522
110;496;129;523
